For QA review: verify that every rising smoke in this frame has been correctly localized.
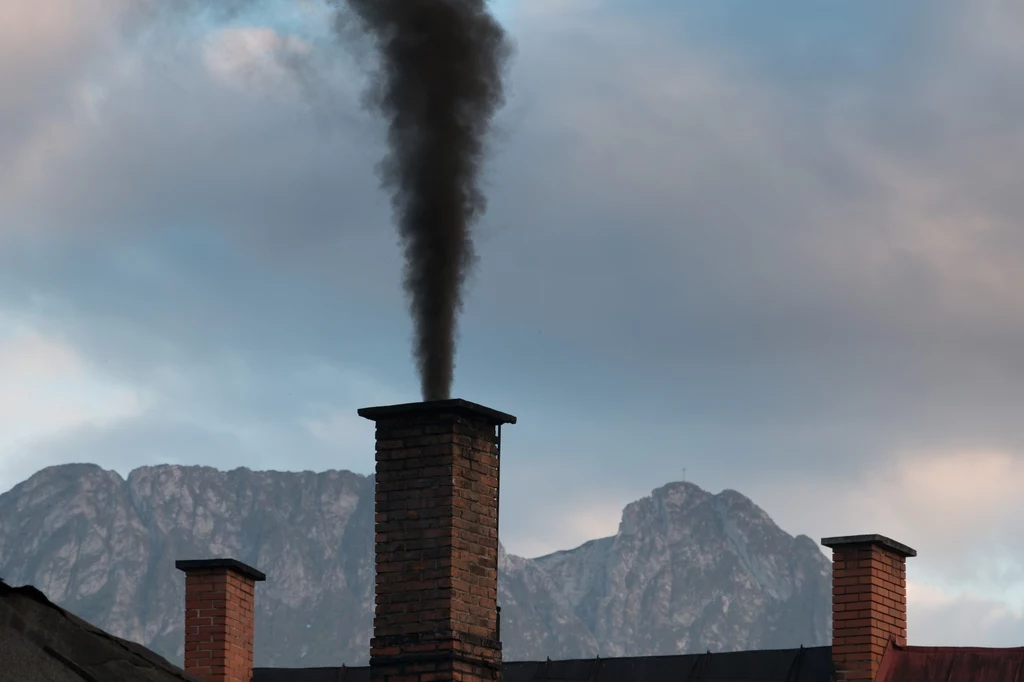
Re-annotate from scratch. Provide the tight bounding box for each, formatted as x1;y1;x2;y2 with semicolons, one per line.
335;0;511;401
133;0;509;400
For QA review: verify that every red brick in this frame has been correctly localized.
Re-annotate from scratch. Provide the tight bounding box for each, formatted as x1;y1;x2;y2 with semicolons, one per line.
179;565;262;682
367;408;506;682
830;540;911;681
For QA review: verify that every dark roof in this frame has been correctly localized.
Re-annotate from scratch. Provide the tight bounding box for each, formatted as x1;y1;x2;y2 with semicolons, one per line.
255;647;833;682
358;398;517;425
0;579;199;682
175;558;267;581
820;534;917;558
255;668;369;682
877;643;1024;681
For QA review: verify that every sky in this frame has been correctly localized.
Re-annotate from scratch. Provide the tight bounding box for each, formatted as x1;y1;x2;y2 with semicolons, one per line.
3;0;1024;647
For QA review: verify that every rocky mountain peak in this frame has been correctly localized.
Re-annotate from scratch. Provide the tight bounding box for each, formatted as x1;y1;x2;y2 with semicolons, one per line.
618;481;710;536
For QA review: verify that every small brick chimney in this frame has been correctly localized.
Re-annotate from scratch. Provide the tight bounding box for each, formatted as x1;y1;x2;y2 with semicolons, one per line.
175;558;266;682
358;399;516;682
821;534;916;682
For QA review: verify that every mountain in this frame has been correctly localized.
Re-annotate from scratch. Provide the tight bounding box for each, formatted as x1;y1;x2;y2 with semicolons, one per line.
0;464;831;667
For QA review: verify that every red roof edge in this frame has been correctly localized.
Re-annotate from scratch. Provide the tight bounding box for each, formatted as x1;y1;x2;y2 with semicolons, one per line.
893;645;1024;654
877;640;1024;682
876;638;898;681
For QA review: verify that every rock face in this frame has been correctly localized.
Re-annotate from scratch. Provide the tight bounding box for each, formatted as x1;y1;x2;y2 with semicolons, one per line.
0;465;831;667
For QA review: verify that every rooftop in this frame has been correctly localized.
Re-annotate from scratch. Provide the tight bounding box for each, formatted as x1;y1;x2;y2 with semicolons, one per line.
0;578;198;682
877;644;1024;682
255;647;834;682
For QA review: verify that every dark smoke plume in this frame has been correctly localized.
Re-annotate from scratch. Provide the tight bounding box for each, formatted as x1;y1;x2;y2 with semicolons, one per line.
335;0;511;401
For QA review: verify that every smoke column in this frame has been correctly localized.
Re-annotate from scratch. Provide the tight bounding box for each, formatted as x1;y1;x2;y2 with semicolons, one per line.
337;0;511;401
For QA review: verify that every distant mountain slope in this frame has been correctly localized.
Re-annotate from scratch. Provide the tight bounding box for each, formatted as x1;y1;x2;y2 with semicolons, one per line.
0;464;830;667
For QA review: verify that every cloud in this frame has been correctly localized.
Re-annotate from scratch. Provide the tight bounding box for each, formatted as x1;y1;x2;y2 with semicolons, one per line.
203;27;313;92
506;500;626;560
0;0;122;85
0;0;125;219
908;580;1024;647
893;452;1022;534
744;449;1024;598
302;410;369;449
0;328;80;378
0;324;142;435
0;320;143;491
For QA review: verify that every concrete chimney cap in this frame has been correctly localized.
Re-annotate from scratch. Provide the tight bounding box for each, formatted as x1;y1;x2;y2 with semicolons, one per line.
821;534;917;558
358;398;516;425
175;558;267;581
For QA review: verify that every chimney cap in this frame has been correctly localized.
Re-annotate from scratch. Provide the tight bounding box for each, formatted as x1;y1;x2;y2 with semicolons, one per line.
175;558;267;581
358;398;517;425
821;534;917;558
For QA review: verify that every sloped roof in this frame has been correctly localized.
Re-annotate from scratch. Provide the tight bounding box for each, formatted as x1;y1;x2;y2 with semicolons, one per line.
0;579;199;682
876;643;1024;682
254;646;833;682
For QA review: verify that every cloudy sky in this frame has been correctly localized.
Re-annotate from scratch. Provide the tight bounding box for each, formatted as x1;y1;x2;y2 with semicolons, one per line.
4;0;1024;646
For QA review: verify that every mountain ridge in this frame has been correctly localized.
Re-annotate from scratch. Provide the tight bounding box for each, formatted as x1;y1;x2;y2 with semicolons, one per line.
0;463;831;666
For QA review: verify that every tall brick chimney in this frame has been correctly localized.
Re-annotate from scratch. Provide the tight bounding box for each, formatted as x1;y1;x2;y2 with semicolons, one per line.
175;558;266;682
821;535;916;682
358;399;516;682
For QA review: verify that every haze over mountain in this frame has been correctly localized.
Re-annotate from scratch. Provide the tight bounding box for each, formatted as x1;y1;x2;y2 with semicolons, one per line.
0;464;830;667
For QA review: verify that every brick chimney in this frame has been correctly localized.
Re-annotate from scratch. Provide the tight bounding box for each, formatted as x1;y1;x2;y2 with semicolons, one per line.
175;558;266;682
821;535;916;682
358;399;516;682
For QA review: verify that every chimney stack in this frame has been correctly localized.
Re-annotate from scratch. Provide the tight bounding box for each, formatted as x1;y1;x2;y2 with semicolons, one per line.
359;399;516;682
175;558;266;682
821;535;916;682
